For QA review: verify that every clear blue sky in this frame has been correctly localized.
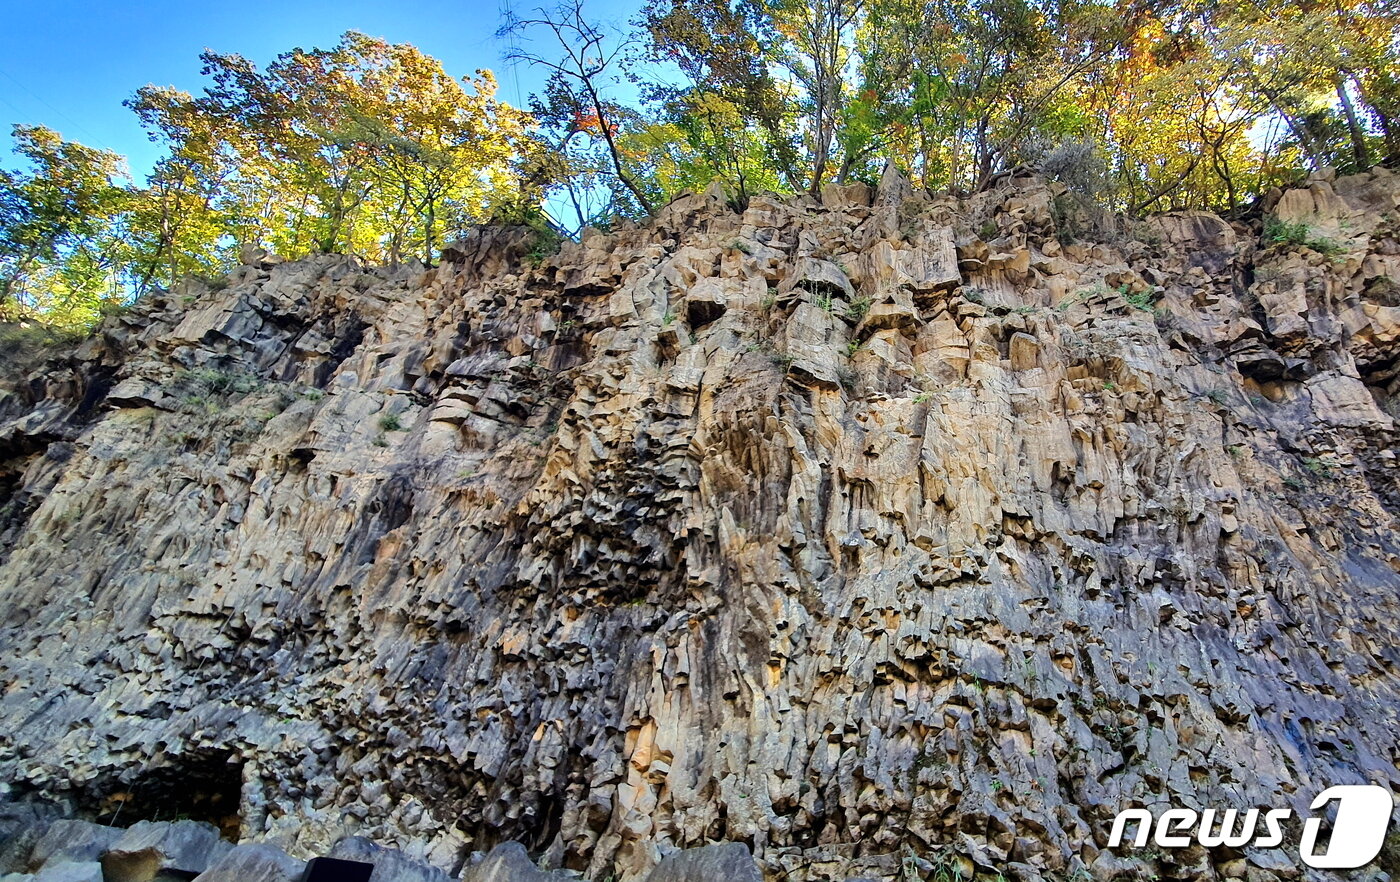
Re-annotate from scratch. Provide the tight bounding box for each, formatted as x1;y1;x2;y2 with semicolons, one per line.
0;0;641;178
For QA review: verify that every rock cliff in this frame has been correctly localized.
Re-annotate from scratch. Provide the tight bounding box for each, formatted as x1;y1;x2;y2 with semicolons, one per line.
1;167;1399;882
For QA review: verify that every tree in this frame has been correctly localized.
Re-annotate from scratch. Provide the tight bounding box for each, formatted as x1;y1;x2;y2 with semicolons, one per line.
502;1;658;221
133;32;535;265
0;125;128;326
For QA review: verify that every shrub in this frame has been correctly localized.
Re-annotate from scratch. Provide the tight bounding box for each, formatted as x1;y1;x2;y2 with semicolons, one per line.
1122;287;1158;311
1263;217;1343;255
845;296;871;321
379;413;403;431
1038;139;1106;196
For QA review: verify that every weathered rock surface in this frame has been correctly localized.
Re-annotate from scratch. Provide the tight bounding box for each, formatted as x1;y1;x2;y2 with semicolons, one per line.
101;819;231;880
330;835;452;882
190;843;305;882
1;168;1399;882
644;842;761;882
463;842;575;882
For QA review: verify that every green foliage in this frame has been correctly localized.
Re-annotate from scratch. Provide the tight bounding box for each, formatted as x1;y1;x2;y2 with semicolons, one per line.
1263;217;1344;255
181;367;261;397
379;413;403;431
0;125;129;329
1121;286;1158;312
7;0;1396;335
3;33;541;331
844;296;871;321
1302;456;1334;477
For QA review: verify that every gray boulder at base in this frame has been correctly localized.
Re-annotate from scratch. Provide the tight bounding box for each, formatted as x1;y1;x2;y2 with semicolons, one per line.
100;820;232;881
0;803;59;875
328;836;450;882
33;862;103;882
462;842;573;882
190;843;305;882
26;822;121;870
645;843;762;882
0;825;43;876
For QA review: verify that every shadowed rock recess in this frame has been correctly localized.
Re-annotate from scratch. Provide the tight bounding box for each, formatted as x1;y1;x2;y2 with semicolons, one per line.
1;167;1399;882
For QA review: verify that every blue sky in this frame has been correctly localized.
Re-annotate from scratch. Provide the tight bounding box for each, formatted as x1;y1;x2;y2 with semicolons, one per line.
0;0;641;178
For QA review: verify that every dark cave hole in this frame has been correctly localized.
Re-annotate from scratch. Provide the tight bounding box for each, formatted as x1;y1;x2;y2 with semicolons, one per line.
84;750;244;840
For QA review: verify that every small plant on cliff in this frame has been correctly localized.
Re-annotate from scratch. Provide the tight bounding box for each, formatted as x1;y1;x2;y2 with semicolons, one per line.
1263;217;1343;256
844;296;871;321
1122;286;1158;312
183;367;260;397
662;309;677;326
378;413;403;431
925;848;965;882
524;217;564;267
1302;456;1333;478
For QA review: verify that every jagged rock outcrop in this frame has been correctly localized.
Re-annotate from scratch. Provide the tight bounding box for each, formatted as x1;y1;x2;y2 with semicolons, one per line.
1;167;1399;882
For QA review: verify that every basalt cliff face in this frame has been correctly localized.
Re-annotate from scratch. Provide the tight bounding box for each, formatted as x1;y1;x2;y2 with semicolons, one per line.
1;167;1400;882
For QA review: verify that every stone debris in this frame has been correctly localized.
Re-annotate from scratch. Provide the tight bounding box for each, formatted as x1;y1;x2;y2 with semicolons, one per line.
0;168;1398;882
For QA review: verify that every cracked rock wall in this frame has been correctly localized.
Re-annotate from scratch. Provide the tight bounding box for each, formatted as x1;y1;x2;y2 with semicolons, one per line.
1;167;1400;882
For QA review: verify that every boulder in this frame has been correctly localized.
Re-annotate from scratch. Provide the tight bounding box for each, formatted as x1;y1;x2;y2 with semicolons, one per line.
328;837;450;882
26;822;121;870
462;842;570;882
190;844;304;882
644;843;762;882
33;864;103;882
100;820;231;882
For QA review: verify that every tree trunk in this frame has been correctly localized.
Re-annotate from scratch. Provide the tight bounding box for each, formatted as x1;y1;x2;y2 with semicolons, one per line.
1336;74;1371;170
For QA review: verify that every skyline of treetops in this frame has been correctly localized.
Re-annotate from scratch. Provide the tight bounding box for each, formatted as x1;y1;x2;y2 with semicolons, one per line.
1;0;1396;329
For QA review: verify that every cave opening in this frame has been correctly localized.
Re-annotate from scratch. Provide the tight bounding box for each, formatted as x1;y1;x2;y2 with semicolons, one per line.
85;750;244;840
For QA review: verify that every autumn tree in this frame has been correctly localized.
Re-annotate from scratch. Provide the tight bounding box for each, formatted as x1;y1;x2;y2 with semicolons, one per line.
0;125;128;327
133;32;534;264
